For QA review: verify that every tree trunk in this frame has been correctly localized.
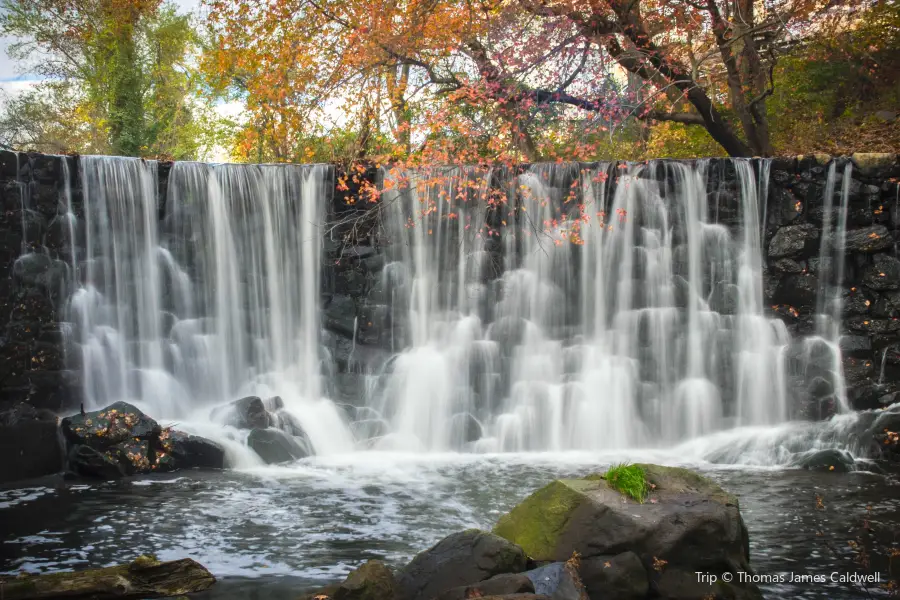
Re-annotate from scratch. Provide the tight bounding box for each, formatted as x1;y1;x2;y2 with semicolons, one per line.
0;556;215;599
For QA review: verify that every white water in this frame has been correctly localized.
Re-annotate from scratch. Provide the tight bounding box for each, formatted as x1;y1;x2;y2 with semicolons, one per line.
69;157;353;459
370;161;796;452
59;156;878;466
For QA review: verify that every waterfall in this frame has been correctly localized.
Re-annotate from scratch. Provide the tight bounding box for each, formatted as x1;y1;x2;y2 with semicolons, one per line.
68;156;354;456
361;160;797;452
58;155;879;462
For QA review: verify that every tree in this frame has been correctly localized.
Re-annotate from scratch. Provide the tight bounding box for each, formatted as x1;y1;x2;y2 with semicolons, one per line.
205;0;863;160
0;0;216;158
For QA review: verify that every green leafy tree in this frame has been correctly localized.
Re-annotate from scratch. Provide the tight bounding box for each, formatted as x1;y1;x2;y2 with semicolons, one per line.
0;0;219;159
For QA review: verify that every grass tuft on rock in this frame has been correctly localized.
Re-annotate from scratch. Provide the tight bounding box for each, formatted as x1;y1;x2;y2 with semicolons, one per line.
603;463;649;503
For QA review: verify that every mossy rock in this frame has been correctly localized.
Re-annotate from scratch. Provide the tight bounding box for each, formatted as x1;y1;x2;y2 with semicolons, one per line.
852;152;898;177
0;555;215;599
493;464;759;599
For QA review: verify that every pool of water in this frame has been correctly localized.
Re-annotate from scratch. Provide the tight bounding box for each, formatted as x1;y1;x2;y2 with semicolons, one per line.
1;452;898;599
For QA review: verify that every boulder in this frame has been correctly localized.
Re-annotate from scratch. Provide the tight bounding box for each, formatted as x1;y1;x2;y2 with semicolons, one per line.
61;402;159;449
396;529;529;600
0;402;62;483
61;403;225;477
0;555;215;599
789;448;855;472
210;396;272;430
865;408;900;461
158;429;226;470
435;573;535;600
525;561;588;600
299;560;398;600
67;443;127;479
579;552;648;600
768;224;819;259
247;428;309;464
492;465;761;600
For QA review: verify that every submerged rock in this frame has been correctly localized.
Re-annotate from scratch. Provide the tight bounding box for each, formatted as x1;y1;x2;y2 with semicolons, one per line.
396;529;529;600
247;427;309;464
493;464;761;600
790;448;856;472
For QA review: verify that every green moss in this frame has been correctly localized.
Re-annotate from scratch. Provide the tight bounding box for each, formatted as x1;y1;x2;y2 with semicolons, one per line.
492;479;594;561
603;463;649;503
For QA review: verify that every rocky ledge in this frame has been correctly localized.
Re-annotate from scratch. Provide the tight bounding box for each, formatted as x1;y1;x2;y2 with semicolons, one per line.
301;464;762;600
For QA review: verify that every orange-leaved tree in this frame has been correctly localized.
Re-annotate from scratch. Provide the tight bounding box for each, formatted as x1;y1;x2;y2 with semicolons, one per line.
203;0;865;161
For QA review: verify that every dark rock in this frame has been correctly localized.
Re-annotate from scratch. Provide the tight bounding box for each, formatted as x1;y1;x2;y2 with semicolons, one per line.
807;376;834;399
0;402;63;483
247;428;309;464
211;396;272;430
774;273;819;308
396;529;529;600
436;573;535;600
866;408;900;461
580;552;648;600
325;294;359;338
61;401;159;449
839;335;872;356
771;258;805;274
862;254;900;291
525;562;587;600
493;465;760;599
847;316;900;335
67;443;127;479
768;224;819;259
790;448;855;472
766;187;802;229
320;559;399;600
159;430;226;470
837;225;893;254
842;288;873;315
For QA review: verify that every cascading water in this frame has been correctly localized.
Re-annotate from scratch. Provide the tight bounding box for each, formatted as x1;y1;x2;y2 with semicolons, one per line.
366;160;797;452
68;156;354;459
59;155;876;464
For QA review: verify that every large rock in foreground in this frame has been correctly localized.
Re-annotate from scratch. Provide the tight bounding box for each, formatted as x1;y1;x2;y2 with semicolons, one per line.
493;464;761;600
0;555;215;599
396;529;529;600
